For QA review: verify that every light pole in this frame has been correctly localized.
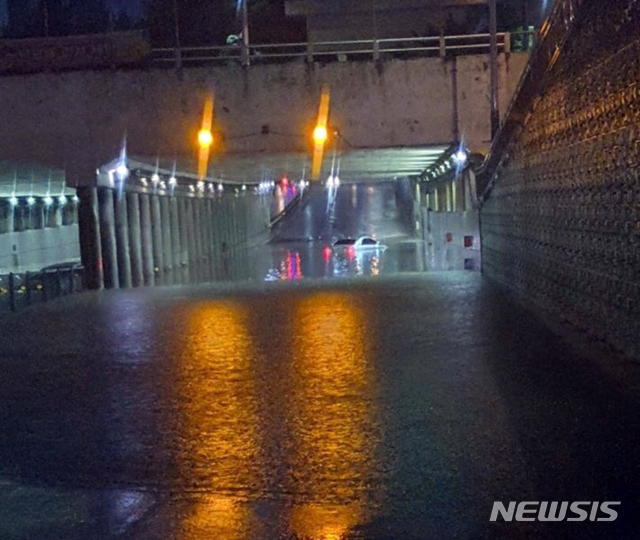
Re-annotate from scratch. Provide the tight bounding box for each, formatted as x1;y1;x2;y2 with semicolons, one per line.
489;0;499;139
173;0;182;69
240;0;250;67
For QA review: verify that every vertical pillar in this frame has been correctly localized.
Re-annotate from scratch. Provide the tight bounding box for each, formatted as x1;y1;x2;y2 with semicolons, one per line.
200;198;212;281
177;196;189;276
114;191;132;289
150;194;164;284
192;197;205;280
77;187;103;290
185;197;198;281
210;198;221;280
169;196;182;284
160;195;173;282
98;187;119;289
139;193;155;286
451;180;458;213
127;192;144;287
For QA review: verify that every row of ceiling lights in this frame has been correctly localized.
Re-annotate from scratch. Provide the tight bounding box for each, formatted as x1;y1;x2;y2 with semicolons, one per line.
7;194;79;206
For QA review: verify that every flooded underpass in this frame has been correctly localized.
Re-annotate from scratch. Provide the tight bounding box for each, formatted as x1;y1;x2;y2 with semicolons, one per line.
0;183;638;539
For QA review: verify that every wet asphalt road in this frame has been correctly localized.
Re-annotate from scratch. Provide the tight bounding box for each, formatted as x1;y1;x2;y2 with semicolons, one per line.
0;184;638;539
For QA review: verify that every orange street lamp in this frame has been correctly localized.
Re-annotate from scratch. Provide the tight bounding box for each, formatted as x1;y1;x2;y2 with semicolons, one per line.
311;85;331;181
313;124;328;146
198;128;214;148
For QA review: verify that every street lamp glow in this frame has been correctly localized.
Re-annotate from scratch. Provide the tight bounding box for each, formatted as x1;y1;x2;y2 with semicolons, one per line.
151;173;160;184
58;195;67;205
454;149;468;164
217;183;224;192
169;176;177;187
27;196;36;206
198;129;214;148
44;195;53;206
313;125;328;145
116;163;129;180
9;196;18;206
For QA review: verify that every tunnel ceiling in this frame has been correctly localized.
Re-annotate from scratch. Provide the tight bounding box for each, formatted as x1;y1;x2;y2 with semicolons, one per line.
132;146;450;185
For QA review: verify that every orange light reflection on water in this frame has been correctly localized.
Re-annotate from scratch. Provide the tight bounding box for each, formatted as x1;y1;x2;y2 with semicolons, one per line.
175;301;263;539
289;293;379;539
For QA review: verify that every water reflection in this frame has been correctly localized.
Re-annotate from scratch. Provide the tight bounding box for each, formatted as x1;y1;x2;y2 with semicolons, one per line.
289;293;380;538
175;301;263;537
159;292;381;538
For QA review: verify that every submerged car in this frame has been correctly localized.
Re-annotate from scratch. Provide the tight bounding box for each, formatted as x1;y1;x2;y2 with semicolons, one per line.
332;236;386;250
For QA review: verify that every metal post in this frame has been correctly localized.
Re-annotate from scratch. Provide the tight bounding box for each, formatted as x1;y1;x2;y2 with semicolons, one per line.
489;0;500;139
241;0;250;67
56;269;62;297
172;0;182;69
25;271;31;305
373;39;380;62
8;272;15;312
306;41;314;63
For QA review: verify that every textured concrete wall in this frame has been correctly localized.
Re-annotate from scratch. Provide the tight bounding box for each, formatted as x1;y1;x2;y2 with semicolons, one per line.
481;0;640;358
0;53;528;185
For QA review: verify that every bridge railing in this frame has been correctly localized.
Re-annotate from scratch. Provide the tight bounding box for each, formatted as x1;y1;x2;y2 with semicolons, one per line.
152;31;535;67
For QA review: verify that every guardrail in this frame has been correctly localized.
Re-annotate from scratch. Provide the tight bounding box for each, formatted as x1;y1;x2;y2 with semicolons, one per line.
0;265;85;314
152;31;536;67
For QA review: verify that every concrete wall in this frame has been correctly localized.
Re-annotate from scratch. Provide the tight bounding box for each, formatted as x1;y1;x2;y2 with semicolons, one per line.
0;53;528;185
415;168;481;271
0;225;80;273
481;0;640;359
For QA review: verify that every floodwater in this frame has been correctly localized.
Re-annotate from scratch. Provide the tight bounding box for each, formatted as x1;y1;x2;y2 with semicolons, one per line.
0;184;638;539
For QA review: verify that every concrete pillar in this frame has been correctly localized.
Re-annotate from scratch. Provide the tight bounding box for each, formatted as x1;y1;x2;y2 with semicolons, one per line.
127;192;144;288
185;197;198;281
200;198;212;282
139;193;155;286
169;196;182;283
31;202;44;230
451;180;458;212
97;187;119;289
210;198;221;281
177;196;189;272
114;192;132;289
160;195;173;282
77;187;103;290
192;197;205;280
150;194;164;284
0;200;12;234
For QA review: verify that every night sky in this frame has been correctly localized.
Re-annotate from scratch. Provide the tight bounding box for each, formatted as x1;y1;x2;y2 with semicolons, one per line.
0;0;145;26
